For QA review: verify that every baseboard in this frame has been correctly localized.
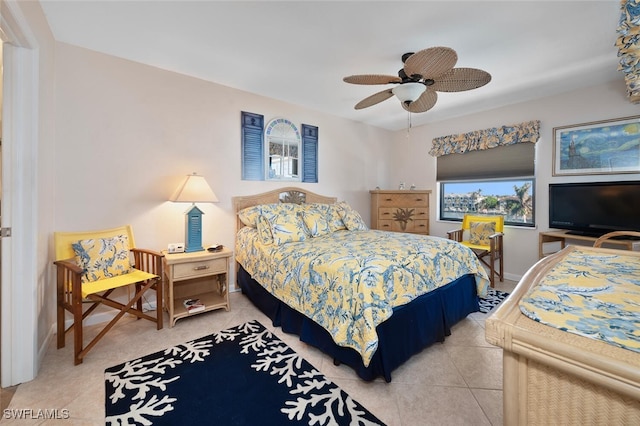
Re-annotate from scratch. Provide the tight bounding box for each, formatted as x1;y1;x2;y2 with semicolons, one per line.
503;272;522;283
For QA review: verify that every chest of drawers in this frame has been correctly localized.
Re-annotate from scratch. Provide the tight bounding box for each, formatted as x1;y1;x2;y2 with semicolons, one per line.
370;189;431;235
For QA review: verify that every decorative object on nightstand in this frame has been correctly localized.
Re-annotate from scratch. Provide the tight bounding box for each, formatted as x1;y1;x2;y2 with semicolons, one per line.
370;189;430;235
170;172;218;253
163;247;232;327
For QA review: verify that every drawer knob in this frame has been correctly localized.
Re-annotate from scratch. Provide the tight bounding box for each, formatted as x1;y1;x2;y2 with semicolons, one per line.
382;212;390;216
193;265;210;271
382;224;390;228
385;198;393;201
415;198;423;201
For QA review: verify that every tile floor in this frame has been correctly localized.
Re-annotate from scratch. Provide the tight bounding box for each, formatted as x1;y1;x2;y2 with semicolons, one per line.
2;279;516;425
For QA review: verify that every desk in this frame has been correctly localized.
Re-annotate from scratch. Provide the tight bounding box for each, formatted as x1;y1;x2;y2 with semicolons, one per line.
538;230;640;259
163;248;232;327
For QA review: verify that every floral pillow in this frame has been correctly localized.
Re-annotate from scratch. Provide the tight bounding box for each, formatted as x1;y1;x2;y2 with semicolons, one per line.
265;213;308;245
302;203;346;233
336;201;368;231
256;215;274;245
238;204;278;228
239;203;304;228
469;221;496;246
300;209;332;237
72;234;132;283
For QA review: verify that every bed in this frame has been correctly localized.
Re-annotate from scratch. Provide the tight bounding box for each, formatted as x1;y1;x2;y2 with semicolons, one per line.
486;244;640;424
233;187;490;382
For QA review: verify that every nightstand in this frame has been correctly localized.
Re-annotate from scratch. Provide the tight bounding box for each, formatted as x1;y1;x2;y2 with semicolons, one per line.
163;248;232;327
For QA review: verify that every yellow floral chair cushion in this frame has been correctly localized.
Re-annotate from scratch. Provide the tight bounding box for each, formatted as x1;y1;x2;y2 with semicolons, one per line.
469;221;495;246
72;234;133;283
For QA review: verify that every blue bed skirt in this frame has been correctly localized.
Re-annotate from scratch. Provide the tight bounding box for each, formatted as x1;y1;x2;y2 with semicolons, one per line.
237;266;479;382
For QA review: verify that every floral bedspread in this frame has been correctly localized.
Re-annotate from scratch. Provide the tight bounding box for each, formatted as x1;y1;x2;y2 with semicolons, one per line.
519;247;640;353
236;228;489;366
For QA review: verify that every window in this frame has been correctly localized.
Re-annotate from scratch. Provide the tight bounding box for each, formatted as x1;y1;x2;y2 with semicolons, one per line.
265;118;300;181
436;142;536;227
440;179;535;226
432;120;539;227
241;111;318;182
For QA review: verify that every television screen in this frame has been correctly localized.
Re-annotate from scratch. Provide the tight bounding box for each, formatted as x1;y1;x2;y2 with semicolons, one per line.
549;181;640;237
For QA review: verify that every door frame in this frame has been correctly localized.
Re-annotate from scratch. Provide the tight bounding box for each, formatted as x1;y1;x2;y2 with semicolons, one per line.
1;0;40;387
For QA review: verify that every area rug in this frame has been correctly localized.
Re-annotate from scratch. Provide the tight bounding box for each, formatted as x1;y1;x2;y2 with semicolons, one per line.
479;288;510;313
105;320;386;425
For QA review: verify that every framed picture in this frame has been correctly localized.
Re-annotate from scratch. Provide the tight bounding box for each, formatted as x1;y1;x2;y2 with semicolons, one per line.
552;115;640;176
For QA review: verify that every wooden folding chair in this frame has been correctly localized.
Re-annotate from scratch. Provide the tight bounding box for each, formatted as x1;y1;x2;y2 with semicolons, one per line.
54;225;163;364
448;214;504;288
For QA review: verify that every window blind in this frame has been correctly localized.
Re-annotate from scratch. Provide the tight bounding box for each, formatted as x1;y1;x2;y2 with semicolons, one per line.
437;142;535;181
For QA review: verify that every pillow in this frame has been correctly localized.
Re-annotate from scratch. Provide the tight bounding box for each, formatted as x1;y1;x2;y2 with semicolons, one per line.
256;215;274;245
267;214;308;245
238;203;304;228
300;210;332;237
238;204;277;228
336;201;368;231
469;221;496;246
303;203;346;232
72;234;132;283
327;204;347;232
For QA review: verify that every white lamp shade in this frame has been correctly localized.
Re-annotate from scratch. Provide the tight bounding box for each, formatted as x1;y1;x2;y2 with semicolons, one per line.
392;82;426;103
170;173;218;203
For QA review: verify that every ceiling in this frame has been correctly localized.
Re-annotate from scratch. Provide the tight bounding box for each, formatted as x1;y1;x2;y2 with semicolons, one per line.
39;1;625;131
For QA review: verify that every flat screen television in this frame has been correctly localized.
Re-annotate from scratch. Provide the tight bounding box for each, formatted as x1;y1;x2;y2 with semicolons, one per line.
549;180;640;237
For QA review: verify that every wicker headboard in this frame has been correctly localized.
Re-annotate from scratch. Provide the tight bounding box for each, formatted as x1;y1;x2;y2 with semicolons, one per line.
232;186;337;233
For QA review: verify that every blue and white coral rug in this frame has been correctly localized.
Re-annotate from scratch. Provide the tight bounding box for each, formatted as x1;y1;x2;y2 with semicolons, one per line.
479;288;510;314
105;320;385;425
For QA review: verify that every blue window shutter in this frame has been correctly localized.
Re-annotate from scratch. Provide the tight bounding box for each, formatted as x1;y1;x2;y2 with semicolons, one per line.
301;124;318;183
241;111;264;181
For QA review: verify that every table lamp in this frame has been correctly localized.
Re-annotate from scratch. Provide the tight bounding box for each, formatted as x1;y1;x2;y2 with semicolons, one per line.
170;172;218;252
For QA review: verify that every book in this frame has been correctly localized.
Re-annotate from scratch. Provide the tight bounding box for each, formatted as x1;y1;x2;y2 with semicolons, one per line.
183;298;205;314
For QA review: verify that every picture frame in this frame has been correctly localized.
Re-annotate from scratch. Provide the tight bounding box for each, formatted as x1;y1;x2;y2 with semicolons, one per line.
552;115;640;176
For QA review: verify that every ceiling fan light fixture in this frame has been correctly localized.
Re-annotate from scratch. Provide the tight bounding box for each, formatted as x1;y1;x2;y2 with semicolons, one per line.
392;82;426;105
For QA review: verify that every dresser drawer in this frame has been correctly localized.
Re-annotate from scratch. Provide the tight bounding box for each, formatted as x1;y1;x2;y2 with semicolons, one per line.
378;207;428;221
172;258;227;280
407;219;429;233
377;193;429;207
377;219;429;234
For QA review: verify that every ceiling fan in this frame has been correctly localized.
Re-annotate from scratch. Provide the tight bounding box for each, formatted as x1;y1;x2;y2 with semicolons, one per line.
343;46;491;113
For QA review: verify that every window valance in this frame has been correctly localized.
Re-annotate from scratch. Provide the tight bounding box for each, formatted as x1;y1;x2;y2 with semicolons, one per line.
616;0;640;103
429;120;540;157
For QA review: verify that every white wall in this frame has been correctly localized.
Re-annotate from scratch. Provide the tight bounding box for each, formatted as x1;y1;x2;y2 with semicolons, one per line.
53;42;394;285
390;81;640;280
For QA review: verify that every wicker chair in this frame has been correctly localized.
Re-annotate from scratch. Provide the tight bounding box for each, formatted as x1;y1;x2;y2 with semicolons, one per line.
593;231;640;248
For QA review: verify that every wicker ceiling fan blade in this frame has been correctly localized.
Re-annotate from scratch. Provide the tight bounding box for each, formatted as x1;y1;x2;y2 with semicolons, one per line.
404;47;458;79
343;74;402;85
431;68;492;92
402;89;438;113
354;88;394;109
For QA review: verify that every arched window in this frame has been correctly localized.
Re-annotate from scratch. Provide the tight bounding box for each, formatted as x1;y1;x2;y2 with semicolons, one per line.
265;118;300;181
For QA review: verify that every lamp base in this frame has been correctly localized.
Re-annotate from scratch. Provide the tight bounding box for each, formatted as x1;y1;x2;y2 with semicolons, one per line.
184;205;205;254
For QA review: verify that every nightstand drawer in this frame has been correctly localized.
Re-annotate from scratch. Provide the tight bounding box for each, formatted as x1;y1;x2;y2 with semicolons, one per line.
173;258;227;280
